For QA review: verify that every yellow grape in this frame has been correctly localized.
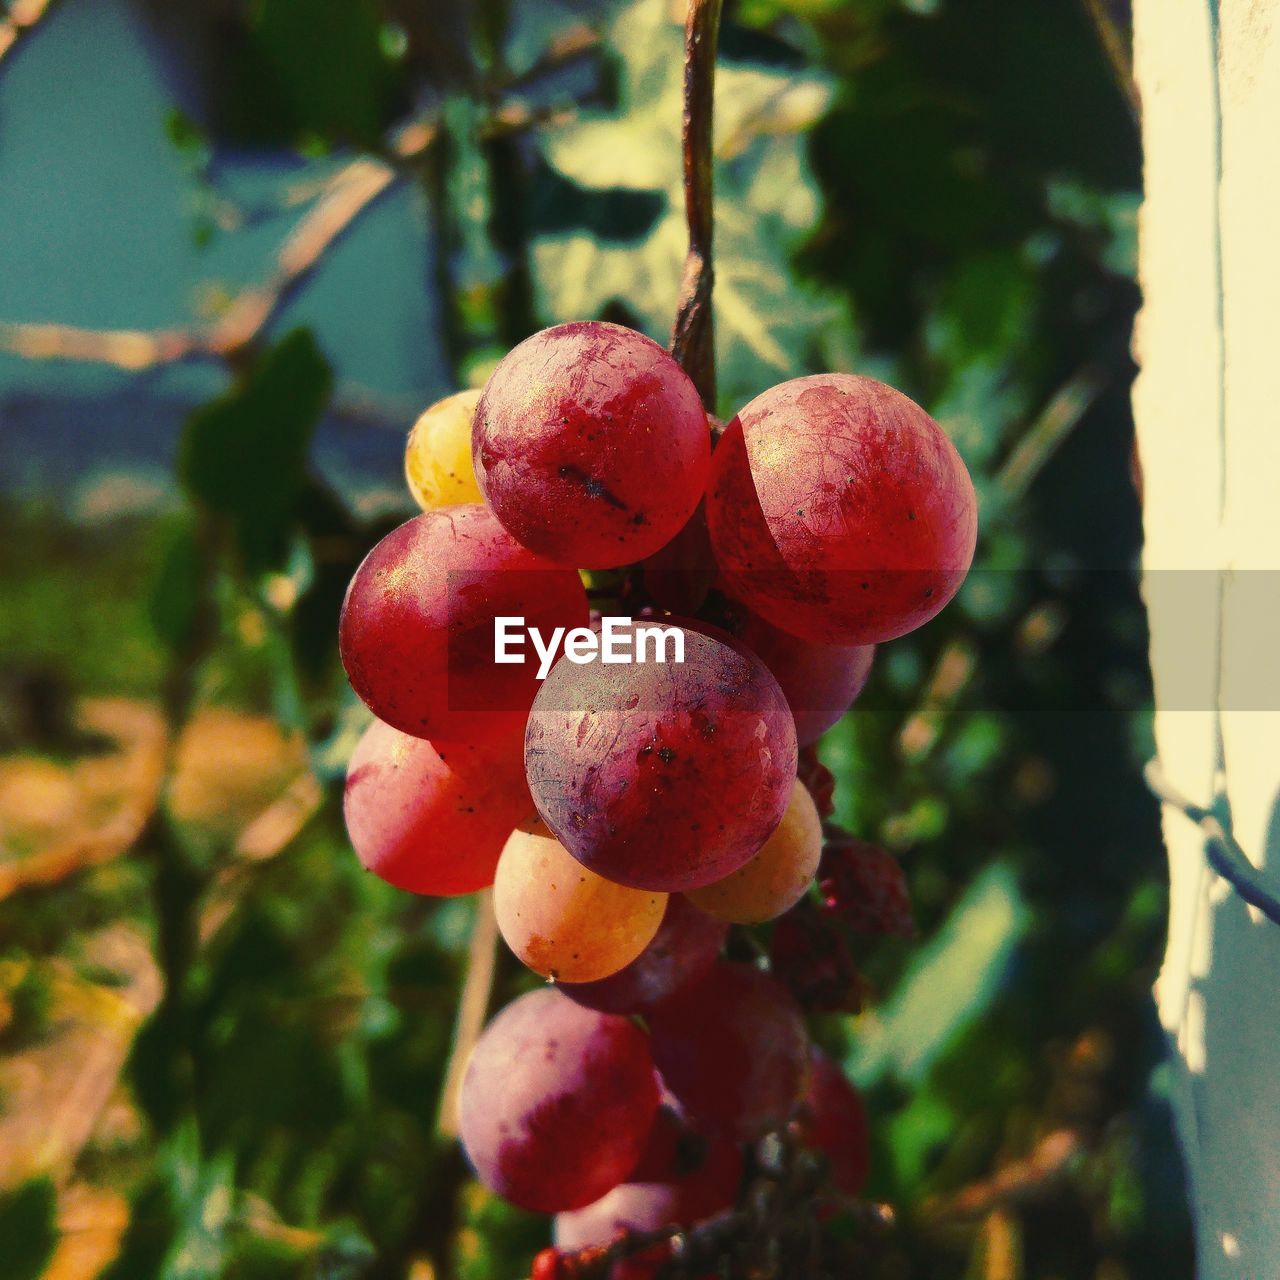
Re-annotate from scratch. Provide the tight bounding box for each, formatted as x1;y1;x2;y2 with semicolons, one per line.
404;388;483;510
494;817;667;982
686;779;821;924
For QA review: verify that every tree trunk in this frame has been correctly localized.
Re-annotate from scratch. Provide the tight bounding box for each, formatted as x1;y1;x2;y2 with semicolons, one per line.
1134;2;1280;1274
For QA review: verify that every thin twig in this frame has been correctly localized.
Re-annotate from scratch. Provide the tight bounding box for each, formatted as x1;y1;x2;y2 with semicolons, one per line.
922;1130;1080;1222
979;1208;1023;1280
205;157;401;359
496;22;600;94
1145;760;1280;925
994;367;1106;502
531;1133;894;1279
1080;0;1140;125
0;0;54;66
436;888;501;1138
0;124;436;371
669;0;723;411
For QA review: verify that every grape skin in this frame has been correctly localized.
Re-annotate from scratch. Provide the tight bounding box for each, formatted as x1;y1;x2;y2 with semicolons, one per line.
560;895;728;1015
338;505;587;743
404;388;483;511
648;963;810;1140
473;322;711;569
524;625;798;892
686;778;822;924
795;1049;870;1195
494;817;668;982
734;611;874;746
554;1112;743;1250
343;717;530;896
706;375;977;645
458;989;661;1213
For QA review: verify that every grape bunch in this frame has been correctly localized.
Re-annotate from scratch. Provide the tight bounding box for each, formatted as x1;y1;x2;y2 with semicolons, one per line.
338;320;976;1272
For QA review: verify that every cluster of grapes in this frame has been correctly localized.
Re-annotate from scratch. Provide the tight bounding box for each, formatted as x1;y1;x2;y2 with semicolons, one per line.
338;321;976;1274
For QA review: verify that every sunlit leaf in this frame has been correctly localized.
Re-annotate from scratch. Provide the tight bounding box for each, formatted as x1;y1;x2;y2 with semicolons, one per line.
532;0;844;413
850;862;1030;1087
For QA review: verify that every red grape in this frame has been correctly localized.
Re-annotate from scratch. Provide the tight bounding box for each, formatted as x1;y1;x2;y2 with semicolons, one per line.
560;895;728;1015
641;503;717;617
819;833;915;936
625;1102;688;1183
529;1248;565;1280
459;989;660;1213
494;817;667;982
796;745;836;818
473;322;711;568
343;717;530;896
795;1049;870;1195
554;1111;742;1249
524;624;798;891
649;963;810;1140
686;778;822;924
338;505;587;742
609;1248;676;1280
769;900;866;1014
706;375;977;645
734;611;874;746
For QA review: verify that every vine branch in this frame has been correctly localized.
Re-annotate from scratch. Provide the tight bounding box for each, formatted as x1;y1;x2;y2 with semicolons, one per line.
1079;0;1140;124
670;0;723;411
1145;760;1280;925
436;888;500;1138
530;1127;894;1279
0;0;54;66
993;366;1106;503
0;121;435;371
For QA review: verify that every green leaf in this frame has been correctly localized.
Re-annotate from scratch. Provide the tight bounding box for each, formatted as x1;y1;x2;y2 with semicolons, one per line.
531;0;843;414
149;520;203;651
925;249;1040;470
850;862;1031;1087
230;0;397;146
178;330;333;574
165;1155;236;1280
1046;178;1140;276
0;1180;58;1280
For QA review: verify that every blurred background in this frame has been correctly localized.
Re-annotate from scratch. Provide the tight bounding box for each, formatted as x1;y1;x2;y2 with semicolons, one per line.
0;0;1193;1276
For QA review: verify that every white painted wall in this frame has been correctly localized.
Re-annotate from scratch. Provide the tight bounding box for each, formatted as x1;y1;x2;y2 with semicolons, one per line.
1134;2;1280;1274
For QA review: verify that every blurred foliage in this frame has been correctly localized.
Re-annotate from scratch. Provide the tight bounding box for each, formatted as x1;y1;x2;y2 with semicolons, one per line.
178;331;332;576
0;0;1190;1278
0;1180;58;1280
531;0;842;412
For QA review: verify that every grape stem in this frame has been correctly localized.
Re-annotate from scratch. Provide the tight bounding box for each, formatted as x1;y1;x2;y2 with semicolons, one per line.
437;887;502;1136
670;0;724;411
532;1123;894;1278
1079;0;1140;124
